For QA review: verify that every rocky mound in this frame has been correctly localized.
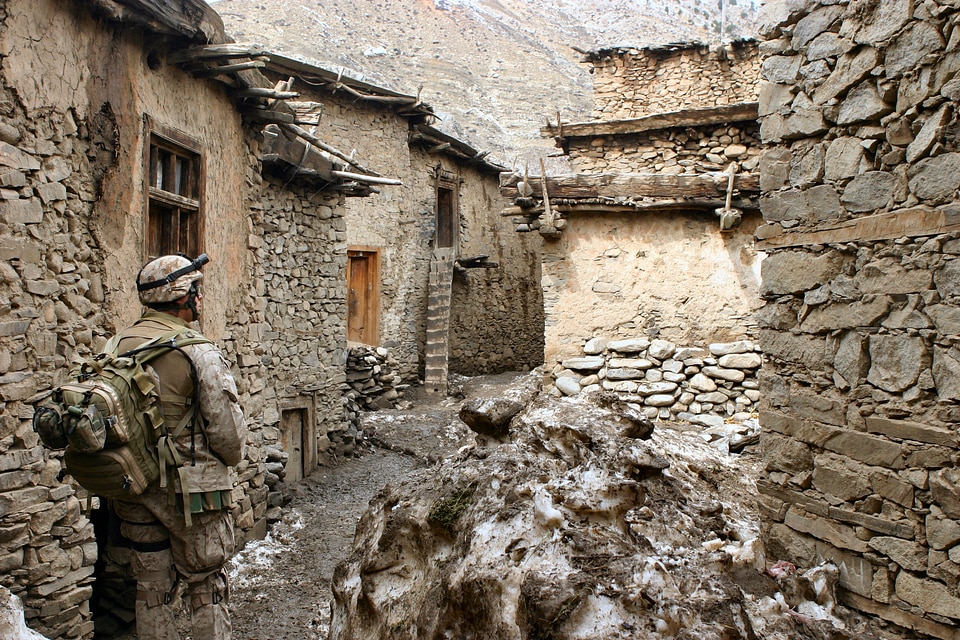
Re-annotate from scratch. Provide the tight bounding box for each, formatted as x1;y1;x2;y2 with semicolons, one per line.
329;387;888;639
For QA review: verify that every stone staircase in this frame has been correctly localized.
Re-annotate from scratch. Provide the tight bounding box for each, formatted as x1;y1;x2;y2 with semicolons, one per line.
424;248;455;394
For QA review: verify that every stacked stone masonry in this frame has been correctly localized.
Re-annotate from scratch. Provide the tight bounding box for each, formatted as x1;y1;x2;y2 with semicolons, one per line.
758;0;960;637
342;345;403;454
589;41;761;120
552;338;761;424
567;121;762;176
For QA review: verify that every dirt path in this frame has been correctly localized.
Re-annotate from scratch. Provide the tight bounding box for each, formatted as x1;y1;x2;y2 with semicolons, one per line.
227;373;521;639
228;447;418;640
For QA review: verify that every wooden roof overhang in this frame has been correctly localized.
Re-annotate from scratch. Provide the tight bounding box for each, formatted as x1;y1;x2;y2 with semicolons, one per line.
263;55;505;175
84;0;400;194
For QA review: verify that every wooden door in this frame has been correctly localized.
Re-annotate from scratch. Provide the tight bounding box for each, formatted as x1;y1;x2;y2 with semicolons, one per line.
347;248;380;345
280;408;305;483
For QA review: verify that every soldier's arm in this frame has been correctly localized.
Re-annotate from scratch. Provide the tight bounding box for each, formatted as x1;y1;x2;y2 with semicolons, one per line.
194;346;247;466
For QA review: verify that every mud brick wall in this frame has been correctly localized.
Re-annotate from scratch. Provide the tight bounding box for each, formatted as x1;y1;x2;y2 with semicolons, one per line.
565;121;762;176
588;40;760;120
757;1;960;637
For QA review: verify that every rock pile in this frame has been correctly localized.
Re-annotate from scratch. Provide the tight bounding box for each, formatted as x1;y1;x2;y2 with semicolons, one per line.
262;446;290;524
552;338;763;424
336;346;404;456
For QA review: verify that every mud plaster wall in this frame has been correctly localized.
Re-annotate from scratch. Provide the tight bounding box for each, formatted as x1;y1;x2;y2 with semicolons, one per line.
589;41;761;120
541;211;763;367
269;74;543;379
0;1;278;636
440;157;544;375
757;1;960;637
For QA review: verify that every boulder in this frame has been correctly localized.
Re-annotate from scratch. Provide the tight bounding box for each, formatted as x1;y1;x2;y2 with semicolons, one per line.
459;398;525;437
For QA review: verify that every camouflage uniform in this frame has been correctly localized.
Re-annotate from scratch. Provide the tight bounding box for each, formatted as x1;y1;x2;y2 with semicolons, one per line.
112;311;246;640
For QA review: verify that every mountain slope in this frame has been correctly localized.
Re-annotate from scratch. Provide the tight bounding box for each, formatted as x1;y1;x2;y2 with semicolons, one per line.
214;0;759;163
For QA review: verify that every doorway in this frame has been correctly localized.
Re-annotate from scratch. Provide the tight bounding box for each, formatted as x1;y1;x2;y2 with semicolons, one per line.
347;247;380;345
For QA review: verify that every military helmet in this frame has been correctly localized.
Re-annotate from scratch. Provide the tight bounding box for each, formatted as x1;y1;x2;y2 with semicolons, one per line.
136;254;207;305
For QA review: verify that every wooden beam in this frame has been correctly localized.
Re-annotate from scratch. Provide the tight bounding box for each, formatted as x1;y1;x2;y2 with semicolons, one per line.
87;0;226;43
757;206;960;249
541;102;759;139
501;197;758;217
500;171;759;199
280;123;381;177
192;59;267;77
233;87;300;100
168;44;268;64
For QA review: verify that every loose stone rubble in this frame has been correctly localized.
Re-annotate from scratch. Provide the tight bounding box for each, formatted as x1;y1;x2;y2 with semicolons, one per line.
551;338;763;424
336;346;404;458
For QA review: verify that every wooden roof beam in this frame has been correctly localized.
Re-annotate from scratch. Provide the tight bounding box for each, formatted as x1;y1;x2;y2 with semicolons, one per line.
541;102;759;139
499;171;759;200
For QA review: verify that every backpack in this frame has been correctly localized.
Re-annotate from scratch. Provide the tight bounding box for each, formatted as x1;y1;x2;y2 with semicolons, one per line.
33;327;210;501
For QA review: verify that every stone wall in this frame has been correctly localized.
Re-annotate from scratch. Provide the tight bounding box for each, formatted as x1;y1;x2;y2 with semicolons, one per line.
588;40;760;120
240;173;348;519
0;1;345;636
757;1;960;637
566;121;761;176
437;156;544;375
552;337;762;424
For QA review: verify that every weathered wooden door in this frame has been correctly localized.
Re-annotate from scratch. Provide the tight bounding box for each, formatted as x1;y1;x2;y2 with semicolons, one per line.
280;408;305;483
347;248;380;345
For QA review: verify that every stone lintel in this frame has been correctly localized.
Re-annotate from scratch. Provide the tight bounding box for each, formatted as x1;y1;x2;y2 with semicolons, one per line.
760;409;837;447
784;507;871;553
865;416;958;448
839;590;960;640
822;430;906;469
757;478;829;517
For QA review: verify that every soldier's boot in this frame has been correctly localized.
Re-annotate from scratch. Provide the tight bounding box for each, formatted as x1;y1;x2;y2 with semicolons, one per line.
132;548;179;640
188;568;231;640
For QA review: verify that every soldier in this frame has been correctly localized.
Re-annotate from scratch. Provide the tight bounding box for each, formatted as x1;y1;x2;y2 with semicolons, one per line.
111;254;246;640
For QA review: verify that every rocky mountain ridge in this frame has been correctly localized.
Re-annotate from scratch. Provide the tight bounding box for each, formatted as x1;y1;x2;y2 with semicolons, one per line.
214;0;760;164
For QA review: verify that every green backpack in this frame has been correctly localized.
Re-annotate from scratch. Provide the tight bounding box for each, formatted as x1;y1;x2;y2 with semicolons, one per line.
34;327;210;502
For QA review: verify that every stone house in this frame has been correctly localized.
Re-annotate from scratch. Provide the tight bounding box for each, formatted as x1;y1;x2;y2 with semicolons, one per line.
503;40;767;423
756;1;960;638
260;54;544;395
0;0;421;636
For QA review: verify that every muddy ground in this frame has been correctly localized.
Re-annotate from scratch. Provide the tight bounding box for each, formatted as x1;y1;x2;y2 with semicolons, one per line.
226;373;513;640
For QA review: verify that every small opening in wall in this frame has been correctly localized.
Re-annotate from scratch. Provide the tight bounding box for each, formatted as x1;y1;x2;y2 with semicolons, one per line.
146;50;163;71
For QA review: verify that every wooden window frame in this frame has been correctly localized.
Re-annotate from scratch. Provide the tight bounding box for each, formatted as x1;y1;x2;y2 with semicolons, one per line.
142;115;205;260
